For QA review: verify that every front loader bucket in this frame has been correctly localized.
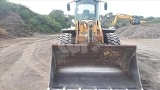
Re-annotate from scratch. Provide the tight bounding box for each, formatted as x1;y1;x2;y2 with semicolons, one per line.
49;44;142;90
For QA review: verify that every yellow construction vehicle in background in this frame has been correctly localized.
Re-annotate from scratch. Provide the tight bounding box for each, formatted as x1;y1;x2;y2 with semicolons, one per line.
48;0;143;90
140;20;147;25
111;13;141;27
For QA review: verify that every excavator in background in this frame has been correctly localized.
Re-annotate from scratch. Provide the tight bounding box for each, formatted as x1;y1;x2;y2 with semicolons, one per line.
48;0;143;90
110;13;141;29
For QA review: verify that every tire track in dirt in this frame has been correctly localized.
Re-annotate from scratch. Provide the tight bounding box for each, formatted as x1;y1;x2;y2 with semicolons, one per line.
0;48;29;90
137;52;160;90
0;35;59;90
0;45;26;76
2;36;160;90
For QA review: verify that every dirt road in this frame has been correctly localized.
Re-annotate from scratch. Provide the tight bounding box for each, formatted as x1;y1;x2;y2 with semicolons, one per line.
0;35;160;90
0;35;59;90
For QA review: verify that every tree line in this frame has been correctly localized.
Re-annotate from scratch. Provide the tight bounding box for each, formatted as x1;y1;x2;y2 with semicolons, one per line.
0;0;70;34
1;0;160;33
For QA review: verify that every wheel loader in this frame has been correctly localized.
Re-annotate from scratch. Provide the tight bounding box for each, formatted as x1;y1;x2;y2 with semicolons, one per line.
48;0;143;90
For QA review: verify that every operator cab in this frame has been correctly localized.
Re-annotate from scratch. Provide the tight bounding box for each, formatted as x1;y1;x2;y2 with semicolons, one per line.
75;0;97;20
67;0;107;20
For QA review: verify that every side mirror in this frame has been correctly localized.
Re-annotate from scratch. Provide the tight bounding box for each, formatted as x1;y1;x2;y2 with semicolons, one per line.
67;3;70;11
104;3;107;10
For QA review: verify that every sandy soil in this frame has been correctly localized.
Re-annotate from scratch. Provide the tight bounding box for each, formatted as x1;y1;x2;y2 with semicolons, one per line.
121;38;160;90
0;35;59;90
0;35;160;90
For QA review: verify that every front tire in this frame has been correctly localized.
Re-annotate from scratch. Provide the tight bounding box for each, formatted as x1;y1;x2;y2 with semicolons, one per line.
104;33;120;45
59;33;72;44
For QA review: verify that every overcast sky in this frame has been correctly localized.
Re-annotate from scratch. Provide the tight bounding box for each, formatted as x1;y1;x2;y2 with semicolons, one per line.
8;0;160;17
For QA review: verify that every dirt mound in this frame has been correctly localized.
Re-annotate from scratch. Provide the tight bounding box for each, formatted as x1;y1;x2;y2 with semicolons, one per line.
0;11;25;24
0;24;36;38
0;28;11;39
0;10;33;38
115;25;160;39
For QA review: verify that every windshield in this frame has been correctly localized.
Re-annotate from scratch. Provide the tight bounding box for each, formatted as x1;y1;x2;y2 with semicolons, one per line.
75;0;99;20
77;4;95;19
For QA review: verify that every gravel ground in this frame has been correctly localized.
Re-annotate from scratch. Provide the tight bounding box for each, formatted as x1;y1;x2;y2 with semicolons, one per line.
115;24;160;39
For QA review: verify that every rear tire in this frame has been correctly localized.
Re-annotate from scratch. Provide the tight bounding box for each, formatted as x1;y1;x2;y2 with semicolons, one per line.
104;33;120;45
59;33;72;44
